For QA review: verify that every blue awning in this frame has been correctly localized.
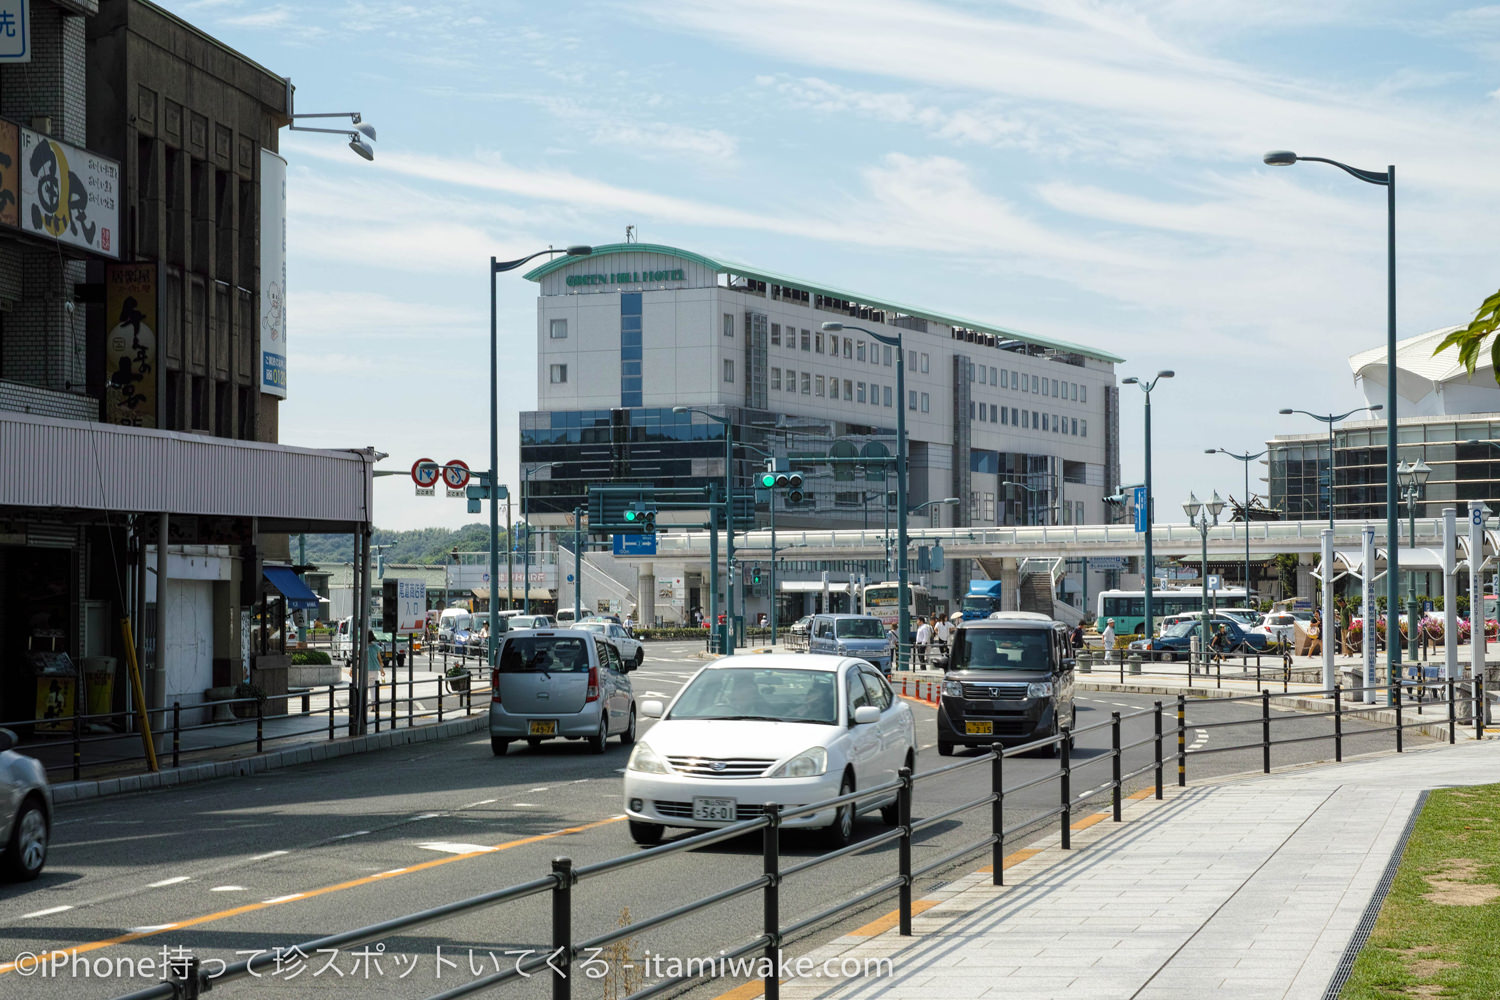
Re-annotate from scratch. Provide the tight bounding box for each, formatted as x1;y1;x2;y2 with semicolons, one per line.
263;567;321;610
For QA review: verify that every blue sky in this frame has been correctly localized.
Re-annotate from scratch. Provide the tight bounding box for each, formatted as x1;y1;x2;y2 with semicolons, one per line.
160;0;1500;531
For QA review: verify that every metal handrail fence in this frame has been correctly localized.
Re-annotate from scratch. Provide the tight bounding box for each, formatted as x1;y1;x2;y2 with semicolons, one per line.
104;674;1487;1000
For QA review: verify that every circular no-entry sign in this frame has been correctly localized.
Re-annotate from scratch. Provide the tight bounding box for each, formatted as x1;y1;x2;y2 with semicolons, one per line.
411;458;440;488
443;459;471;490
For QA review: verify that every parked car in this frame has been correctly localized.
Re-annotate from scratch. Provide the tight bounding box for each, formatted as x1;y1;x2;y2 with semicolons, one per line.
1260;612;1300;645
578;620;644;668
1129;617;1271;660
937;613;1076;756
623;654;916;846
489;629;637;756
805;614;896;676
0;727;51;881
1214;608;1264;628
506;614;553;631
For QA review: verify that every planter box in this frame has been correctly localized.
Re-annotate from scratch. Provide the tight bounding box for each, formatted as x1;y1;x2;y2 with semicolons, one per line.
446;675;470;694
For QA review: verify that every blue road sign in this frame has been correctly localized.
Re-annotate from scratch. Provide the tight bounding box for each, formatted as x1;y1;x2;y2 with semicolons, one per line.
1133;486;1148;533
613;533;658;556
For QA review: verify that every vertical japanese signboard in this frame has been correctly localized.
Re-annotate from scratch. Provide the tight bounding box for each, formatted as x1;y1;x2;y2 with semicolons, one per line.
19;127;118;257
259;149;287;397
104;262;159;427
0;118;18;228
0;2;29;63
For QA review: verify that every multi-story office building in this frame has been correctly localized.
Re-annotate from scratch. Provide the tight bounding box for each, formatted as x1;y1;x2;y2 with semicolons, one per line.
519;243;1122;620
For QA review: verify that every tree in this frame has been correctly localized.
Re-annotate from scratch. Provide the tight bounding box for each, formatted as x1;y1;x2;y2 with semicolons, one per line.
1434;288;1500;381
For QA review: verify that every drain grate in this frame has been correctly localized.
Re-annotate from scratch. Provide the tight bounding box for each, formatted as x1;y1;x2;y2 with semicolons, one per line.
1321;789;1429;999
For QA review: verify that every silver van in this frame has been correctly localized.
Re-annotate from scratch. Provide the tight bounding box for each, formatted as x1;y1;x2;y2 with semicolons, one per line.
806;614;896;676
488;629;637;755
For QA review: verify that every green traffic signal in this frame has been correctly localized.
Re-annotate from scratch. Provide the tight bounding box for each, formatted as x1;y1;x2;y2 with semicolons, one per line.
623;507;638;521
760;472;777;488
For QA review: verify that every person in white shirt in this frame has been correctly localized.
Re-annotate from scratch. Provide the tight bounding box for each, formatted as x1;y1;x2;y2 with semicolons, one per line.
1101;619;1117;663
933;615;952;652
915;617;934;667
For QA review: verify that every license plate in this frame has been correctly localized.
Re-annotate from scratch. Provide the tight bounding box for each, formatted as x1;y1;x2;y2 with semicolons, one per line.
528;720;557;736
692;797;737;821
965;720;994;735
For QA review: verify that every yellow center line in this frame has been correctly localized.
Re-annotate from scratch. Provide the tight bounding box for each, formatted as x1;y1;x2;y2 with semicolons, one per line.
0;815;624;975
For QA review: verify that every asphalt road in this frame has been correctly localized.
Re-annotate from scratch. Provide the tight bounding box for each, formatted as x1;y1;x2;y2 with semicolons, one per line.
0;640;1429;1000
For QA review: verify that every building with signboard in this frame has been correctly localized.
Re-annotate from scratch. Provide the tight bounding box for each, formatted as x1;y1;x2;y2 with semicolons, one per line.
0;2;373;740
519;243;1123;622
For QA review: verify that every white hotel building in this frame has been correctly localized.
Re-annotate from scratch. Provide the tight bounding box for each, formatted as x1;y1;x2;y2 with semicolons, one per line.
519;244;1124;621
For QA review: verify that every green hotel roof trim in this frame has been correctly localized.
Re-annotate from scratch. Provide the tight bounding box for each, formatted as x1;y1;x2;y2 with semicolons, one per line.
524;243;1124;364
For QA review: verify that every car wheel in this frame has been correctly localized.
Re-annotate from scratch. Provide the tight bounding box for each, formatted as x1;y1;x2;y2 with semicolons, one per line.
937;741;954;757
527;737;545;749
633;649;644;669
3;797;47;881
587;718;608;754
628;820;664;846
491;736;510;756
619;707;636;745
824;775;856;847
1160;650;1175;663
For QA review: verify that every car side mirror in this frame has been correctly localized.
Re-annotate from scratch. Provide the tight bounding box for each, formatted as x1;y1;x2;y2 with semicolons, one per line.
852;705;880;726
641;699;664;719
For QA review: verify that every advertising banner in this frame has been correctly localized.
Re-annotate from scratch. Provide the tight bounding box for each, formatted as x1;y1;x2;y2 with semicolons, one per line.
19;127;119;257
259;149;287;397
0;118;18;228
104;262;159;427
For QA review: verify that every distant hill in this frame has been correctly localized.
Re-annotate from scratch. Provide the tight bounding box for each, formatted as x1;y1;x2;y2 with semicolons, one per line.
292;524;504;567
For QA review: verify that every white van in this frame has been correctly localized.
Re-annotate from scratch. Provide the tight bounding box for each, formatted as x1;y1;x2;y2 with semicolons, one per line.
555;608;578;627
332;616;355;662
437;608;472;646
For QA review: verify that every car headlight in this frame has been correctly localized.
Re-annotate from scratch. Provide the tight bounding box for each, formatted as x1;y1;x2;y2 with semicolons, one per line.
941;678;964;697
626;742;670;774
1026;682;1053;699
769;747;828;778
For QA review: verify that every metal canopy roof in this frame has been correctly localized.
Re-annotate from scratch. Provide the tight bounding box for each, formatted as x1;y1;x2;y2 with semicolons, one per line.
524;243;1123;365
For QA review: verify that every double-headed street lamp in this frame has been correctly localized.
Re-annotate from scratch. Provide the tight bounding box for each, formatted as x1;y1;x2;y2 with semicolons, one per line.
1277;405;1383;530
489;245;591;666
1205;448;1267;599
822;321;909;666
673;405;736;654
1396;459;1431;664
1122;371;1174;639
1184;491;1225;666
1264;148;1399;696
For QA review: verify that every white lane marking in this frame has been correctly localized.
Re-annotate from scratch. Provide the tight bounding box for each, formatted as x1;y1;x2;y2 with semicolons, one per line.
128;923;179;933
23;905;73;918
209;885;245;892
263;894;305;904
511;802;538;808
380;868;409;876
247;850;289;862
149;875;191;888
332;830;371;840
416;842;498;855
528;787;550;793
412;813;442;821
614;768;626;774
1190;728;1209;750
463;799;498;808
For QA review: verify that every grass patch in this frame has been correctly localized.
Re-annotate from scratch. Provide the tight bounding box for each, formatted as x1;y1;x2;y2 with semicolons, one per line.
1341;783;1500;999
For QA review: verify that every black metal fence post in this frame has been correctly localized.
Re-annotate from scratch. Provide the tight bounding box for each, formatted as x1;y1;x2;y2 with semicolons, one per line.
328;683;336;741
1153;701;1163;800
1334;684;1343;762
1448;677;1456;745
1111;711;1122;822
763;803;782;998
1477;676;1486;741
1176;694;1186;787
551;857;574;1000
1060;726;1072;850
990;744;1004;885
898;767;913;934
373;680;381;734
172;702;181;769
1260;690;1270;773
1395;680;1404;753
438;672;445;723
255;697;264;754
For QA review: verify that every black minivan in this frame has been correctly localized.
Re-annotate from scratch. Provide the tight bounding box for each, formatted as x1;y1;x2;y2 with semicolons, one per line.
936;612;1075;756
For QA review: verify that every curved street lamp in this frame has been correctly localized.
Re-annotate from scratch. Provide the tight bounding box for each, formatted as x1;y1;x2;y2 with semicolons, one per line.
1206;448;1267;600
1122;371;1174;637
674;406;736;653
1277;405;1383;530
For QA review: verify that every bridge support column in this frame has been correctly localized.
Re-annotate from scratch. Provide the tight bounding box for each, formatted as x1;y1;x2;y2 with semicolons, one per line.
637;564;656;629
1000;559;1020;612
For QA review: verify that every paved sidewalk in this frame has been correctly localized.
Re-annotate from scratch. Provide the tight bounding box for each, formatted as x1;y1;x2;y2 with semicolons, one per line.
757;739;1500;1000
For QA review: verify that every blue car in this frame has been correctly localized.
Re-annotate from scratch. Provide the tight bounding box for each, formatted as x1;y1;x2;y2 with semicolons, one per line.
1129;617;1270;662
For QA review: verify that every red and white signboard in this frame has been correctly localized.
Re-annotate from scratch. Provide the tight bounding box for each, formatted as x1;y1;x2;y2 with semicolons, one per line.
443;459;470;498
412;458;439;497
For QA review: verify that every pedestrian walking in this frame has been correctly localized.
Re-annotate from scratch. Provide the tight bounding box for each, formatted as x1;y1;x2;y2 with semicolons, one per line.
1069;622;1084;651
915;616;934;668
1102;618;1116;663
1209;624;1228;667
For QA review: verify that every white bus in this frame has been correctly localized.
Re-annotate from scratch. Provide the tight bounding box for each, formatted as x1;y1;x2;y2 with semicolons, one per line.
1096;587;1253;635
862;581;942;639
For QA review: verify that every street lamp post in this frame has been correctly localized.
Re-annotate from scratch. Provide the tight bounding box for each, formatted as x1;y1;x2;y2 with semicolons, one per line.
1184;491;1225;669
572;506;584;624
1277;406;1383;530
1397;459;1431;667
1121;372;1174;639
1264;148;1399;701
823;321;908;667
1205;448;1268;599
674;406;736;654
998;478;1058;525
490;245;591;668
521;462;563;614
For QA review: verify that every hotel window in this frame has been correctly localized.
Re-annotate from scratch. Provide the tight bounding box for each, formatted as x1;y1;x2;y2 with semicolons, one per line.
908;389;917;411
828;334;837;355
549;364;568;383
1052;378;1059;397
771;369;782;391
1072;417;1079;435
1000;369;1008;389
920;353;929;374
771;323;781;346
1032;375;1039;393
843;339;853;359
816;375;826;397
829;378;839;400
1041;414;1048;432
1032;409;1039;427
989;366;997;385
786;369;797;391
1011;407;1019;424
858;383;867;403
1076;501;1085;524
968;362;975;381
1000;406;1008;425
724;359;735;382
1011;369;1019;389
843;378;852;399
972;402;979;420
920;393;929;413
801;329;811;351
873;385;881;407
1019;375;1028;393
815;331;824;353
549;318;568;339
990;404;997;422
857;342;866;362
908;350;916;370
871;345;879;367
1022;410;1029;428
1081;385;1087;403
884;345;892;366
1081;420;1087;437
723;313;734;338
1071;383;1078;401
979;367;987;385
883;386;892;407
801;372;811;394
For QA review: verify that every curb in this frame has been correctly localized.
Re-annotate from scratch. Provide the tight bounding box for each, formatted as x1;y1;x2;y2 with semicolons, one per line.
50;714;488;805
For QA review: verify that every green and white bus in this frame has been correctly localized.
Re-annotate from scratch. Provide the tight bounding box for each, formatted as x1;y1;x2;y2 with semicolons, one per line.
1096;586;1253;635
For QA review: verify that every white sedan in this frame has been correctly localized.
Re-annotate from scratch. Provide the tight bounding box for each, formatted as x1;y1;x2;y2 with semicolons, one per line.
579;620;643;668
622;654;917;847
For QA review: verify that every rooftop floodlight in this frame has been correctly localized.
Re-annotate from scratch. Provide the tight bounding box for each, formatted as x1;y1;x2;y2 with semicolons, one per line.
284;77;378;161
821;321;844;331
1263;150;1298;166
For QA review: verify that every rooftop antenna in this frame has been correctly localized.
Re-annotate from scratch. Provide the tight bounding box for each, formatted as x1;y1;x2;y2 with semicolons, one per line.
625;225;636;244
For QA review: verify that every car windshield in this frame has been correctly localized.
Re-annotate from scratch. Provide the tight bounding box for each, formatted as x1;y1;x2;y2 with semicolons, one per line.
951;630;1052;671
498;635;590;673
668;668;838;724
1163;622;1197;637
835;618;884;639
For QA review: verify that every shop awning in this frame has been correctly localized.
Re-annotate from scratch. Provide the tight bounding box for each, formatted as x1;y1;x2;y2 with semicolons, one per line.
473;586;554;601
264;567;321;610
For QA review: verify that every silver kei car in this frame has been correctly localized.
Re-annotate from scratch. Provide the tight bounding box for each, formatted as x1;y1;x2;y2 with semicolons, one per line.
488;629;638;756
1;727;51;881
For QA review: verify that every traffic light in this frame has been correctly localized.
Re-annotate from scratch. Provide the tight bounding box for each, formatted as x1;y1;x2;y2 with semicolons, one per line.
623;502;657;531
753;566;762;585
787;472;804;505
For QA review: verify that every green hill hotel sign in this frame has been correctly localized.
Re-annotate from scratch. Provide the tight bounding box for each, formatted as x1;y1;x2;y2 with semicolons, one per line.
565;268;687;287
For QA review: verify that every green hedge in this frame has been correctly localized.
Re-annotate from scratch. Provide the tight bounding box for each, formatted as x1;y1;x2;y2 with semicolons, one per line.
291;650;332;665
637;628;711;641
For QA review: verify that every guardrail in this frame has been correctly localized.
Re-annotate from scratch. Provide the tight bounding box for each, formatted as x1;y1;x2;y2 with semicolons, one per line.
103;672;1486;1000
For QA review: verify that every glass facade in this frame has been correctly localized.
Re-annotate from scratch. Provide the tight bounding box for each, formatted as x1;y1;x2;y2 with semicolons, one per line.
620;292;643;407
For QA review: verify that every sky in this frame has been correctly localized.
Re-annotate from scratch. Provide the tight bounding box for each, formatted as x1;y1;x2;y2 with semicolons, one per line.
159;0;1500;532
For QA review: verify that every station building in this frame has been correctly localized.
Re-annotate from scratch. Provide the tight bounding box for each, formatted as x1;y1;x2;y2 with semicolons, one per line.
519;243;1123;622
